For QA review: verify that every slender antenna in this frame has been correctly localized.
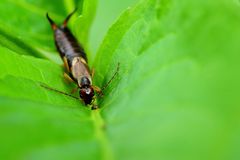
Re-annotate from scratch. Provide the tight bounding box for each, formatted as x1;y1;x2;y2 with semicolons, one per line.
101;63;120;92
62;8;78;27
46;13;57;30
40;83;79;100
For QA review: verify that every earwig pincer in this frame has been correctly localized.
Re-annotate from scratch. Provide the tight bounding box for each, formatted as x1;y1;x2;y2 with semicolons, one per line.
43;9;119;109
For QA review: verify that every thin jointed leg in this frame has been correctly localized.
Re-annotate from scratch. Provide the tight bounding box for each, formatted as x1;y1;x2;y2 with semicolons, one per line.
92;85;103;97
64;72;74;83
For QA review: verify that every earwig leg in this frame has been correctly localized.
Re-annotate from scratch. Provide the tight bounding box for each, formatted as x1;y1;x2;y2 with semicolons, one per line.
92;85;103;97
64;72;74;83
91;68;95;79
62;8;78;27
63;56;70;72
46;13;57;30
101;63;120;92
71;87;78;94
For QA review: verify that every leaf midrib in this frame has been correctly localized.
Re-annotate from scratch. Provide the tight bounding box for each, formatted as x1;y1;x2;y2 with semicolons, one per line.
91;110;114;160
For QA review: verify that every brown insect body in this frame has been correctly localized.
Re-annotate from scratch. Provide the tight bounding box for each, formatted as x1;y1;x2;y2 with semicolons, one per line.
47;10;95;105
54;27;92;86
45;10;119;108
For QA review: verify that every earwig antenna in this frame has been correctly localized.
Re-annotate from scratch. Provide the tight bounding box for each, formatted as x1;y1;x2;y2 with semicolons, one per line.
46;13;57;30
101;63;120;92
40;83;79;100
62;8;78;27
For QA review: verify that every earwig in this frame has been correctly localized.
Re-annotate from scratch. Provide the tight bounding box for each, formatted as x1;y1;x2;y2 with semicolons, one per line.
44;9;119;109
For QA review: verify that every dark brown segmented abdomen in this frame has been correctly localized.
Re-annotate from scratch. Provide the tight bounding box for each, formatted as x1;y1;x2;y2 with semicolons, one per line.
54;27;87;66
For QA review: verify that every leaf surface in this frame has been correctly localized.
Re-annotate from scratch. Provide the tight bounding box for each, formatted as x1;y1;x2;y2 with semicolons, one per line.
0;0;96;63
94;0;240;159
1;0;240;160
0;0;102;159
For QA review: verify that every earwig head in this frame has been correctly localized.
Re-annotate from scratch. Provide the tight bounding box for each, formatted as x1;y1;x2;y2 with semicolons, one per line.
79;76;94;105
79;86;94;105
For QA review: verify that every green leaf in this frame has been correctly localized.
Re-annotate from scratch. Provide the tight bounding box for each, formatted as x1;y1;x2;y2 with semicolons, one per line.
94;0;240;159
0;46;77;106
89;0;138;54
74;0;97;57
0;0;96;63
0;46;109;159
0;0;104;159
1;0;240;159
0;96;100;160
0;0;63;61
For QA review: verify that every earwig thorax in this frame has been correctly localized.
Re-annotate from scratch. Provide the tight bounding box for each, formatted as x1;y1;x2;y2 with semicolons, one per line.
80;77;91;87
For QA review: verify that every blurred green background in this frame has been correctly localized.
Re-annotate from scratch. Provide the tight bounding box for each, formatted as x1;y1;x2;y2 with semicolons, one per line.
89;0;138;54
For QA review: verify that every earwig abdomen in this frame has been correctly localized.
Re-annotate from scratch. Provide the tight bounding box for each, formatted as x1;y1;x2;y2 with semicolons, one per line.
54;27;87;66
